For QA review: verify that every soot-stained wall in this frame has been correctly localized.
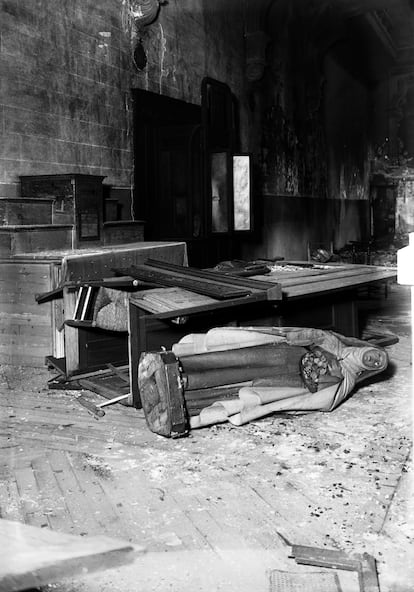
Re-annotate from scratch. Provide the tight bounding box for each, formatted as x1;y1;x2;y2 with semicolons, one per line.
323;54;371;201
256;15;329;198
0;0;395;260
0;0;247;198
0;0;135;196
240;1;378;260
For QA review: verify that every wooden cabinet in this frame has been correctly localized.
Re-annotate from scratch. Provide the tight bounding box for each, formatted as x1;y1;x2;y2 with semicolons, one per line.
20;174;105;247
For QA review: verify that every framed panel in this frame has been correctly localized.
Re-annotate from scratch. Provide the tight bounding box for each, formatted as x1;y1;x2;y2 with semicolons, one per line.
233;153;252;232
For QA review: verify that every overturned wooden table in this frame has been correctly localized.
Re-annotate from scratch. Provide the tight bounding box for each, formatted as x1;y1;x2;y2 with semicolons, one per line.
253;261;397;336
128;261;397;408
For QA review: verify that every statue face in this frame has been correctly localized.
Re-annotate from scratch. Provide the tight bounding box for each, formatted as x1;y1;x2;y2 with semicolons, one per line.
362;349;386;369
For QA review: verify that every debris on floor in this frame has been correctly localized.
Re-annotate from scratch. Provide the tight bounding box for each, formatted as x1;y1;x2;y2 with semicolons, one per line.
138;326;390;437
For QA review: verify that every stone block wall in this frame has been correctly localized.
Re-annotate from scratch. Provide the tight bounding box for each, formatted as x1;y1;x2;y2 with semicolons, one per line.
129;1;247;143
0;0;385;259
0;0;135;197
0;0;247;198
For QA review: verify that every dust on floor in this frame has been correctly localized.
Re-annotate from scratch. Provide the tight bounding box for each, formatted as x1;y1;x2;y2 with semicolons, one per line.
0;284;412;592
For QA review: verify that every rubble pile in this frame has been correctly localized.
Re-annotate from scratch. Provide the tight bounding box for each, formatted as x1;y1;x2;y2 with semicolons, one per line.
336;233;409;267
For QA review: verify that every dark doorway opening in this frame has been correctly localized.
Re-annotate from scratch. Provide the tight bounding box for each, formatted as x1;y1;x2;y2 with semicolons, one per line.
133;90;204;264
132;89;237;267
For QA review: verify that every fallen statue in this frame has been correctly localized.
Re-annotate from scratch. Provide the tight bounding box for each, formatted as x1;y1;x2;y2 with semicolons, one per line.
138;327;388;438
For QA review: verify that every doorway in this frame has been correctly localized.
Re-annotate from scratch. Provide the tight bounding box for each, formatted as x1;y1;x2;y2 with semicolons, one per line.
132;89;237;267
133;90;203;264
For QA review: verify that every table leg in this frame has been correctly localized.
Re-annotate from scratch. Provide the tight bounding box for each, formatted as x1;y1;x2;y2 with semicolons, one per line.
128;302;148;408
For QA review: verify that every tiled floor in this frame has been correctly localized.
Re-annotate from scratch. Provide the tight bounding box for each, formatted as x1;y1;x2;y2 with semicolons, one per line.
0;282;412;592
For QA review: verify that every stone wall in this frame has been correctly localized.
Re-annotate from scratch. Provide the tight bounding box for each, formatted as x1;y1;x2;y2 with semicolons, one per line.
130;2;246;107
0;0;135;196
0;0;394;260
0;0;247;198
242;195;369;261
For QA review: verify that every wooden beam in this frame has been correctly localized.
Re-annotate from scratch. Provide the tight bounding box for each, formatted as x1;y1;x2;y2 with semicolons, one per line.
0;519;142;592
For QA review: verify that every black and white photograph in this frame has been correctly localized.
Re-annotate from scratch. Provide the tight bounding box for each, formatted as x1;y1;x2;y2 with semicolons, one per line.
0;1;413;591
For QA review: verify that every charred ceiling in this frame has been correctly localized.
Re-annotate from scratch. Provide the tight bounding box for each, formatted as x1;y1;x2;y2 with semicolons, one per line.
245;0;414;85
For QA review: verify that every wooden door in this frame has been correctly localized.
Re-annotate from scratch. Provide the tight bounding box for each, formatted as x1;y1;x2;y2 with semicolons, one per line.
151;124;203;241
133;89;239;267
133;91;204;257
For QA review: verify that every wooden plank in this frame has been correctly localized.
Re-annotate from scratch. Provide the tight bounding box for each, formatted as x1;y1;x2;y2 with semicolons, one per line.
0;518;140;592
0;323;51;337
0;312;51;326
62;287;80;376
0;302;51;316
14;465;47;529
130;291;271;321
118;265;252;299
0;263;52;286
46;450;110;535
274;266;396;290
78;376;130;402
30;455;73;532
35;286;64;304
130;287;217;314
290;544;360;570
0;329;51;346
137;261;282;299
0;476;23;523
0;260;56;367
281;269;396;299
146;258;282;291
61;241;188;283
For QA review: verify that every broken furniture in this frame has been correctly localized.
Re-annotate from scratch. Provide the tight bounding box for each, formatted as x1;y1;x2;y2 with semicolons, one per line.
0;518;142;592
2;241;186;370
39;258;396;408
138;326;389;437
271;539;380;592
44;258;282;409
253;261;397;337
49;242;188;377
128;261;396;406
127;260;283;407
0;172;146;367
289;545;380;592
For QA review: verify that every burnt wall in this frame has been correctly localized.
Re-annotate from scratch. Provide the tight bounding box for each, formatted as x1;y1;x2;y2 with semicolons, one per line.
0;0;247;198
253;12;328;198
0;0;135;196
323;54;371;201
0;0;395;260
242;195;369;261
241;2;379;259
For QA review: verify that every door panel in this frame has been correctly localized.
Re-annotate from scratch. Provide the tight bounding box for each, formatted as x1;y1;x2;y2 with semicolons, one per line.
133;89;239;267
156;124;201;239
